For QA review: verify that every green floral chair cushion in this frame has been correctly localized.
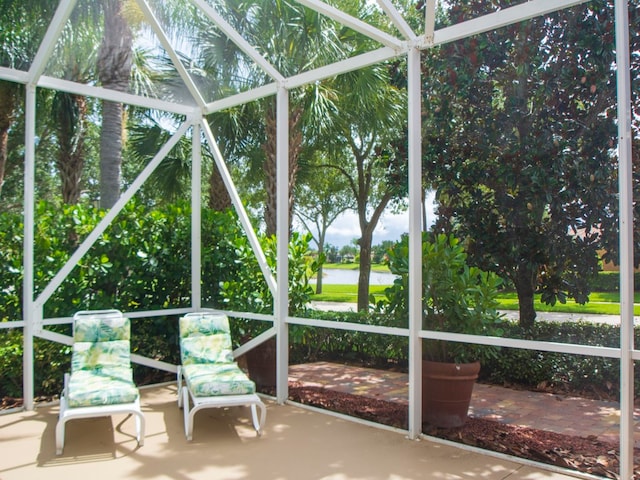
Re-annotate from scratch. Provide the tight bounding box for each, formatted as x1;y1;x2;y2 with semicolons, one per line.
74;316;131;342
180;334;234;365
179;313;230;338
67;368;138;407
71;339;131;371
182;363;256;397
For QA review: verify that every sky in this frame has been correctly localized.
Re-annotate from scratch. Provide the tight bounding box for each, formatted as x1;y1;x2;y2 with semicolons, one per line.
323;191;437;248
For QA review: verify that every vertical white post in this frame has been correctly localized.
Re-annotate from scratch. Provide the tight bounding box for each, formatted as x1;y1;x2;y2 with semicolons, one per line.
275;87;290;403
23;84;37;410
407;45;423;439
192;121;202;310
614;1;633;478
424;0;436;43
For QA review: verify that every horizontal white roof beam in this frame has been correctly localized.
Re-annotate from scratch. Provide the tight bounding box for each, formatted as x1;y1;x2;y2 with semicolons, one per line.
37;76;198;116
0;66;29;84
432;0;590;46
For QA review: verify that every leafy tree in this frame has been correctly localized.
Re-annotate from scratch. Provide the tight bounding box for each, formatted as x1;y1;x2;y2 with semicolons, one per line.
295;160;354;293
422;1;628;327
322;244;340;263
322;82;407;310
371;240;395;264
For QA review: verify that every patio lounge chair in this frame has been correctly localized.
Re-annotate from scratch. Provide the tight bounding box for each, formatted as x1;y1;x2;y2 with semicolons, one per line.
177;312;266;441
55;309;145;455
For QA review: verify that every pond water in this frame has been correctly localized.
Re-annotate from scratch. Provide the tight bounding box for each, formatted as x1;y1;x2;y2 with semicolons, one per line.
311;268;396;285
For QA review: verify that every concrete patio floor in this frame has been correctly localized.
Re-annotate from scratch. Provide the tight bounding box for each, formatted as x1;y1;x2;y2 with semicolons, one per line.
0;383;584;480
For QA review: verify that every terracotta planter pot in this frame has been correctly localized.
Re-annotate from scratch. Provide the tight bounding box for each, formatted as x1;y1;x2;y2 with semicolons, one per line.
422;360;480;428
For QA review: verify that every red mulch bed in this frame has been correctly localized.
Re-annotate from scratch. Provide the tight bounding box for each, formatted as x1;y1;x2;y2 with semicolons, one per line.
288;382;637;479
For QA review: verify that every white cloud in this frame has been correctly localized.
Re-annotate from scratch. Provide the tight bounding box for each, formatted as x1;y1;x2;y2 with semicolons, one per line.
324;191;437;248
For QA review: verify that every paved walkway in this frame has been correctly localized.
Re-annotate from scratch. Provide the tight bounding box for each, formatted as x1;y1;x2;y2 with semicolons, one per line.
289;361;640;446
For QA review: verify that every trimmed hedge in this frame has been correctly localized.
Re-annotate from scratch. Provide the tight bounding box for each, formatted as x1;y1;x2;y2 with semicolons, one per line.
0;200;636;401
588;271;640;292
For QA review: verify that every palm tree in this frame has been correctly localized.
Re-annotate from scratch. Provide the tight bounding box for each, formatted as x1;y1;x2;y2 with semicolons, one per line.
49;21;100;204
0;0;59;199
199;0;346;236
97;0;133;209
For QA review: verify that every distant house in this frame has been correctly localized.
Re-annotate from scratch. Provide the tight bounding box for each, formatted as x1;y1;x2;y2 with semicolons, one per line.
341;254;356;264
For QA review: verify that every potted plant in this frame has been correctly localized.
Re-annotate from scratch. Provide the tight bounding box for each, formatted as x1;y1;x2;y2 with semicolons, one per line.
378;233;504;428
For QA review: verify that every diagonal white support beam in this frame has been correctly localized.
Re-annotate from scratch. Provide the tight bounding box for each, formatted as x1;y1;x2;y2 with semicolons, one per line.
432;0;590;47
200;120;277;297
287;46;399;89
34;119;195;309
295;0;404;50
208;45;399;113
376;0;417;40
27;0;78;84
135;0;207;109
190;0;284;82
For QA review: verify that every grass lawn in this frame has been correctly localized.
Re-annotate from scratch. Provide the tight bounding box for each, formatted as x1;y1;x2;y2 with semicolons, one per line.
310;284;640;315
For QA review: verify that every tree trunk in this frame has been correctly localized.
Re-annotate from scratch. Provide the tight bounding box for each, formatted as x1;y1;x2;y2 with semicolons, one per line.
0;81;19;199
99;101;124;208
357;228;374;312
262;102;303;238
315;245;324;295
55;93;87;204
513;263;537;329
97;0;132;209
208;163;232;211
263;105;277;236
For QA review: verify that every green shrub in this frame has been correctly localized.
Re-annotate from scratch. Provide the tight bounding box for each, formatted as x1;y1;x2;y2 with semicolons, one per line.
588;271;640;292
219;231;321;315
1;200;637;402
0;200;319;398
375;233;503;363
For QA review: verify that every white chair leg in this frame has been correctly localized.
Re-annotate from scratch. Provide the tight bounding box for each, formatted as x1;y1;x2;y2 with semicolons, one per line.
183;388;193;441
250;402;266;435
135;410;145;446
177;367;183;408
55;418;66;455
